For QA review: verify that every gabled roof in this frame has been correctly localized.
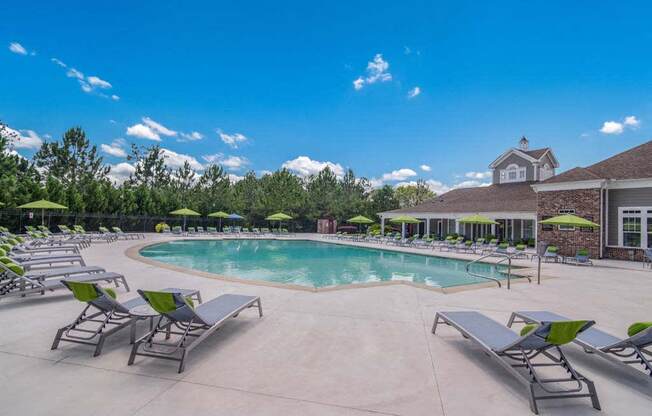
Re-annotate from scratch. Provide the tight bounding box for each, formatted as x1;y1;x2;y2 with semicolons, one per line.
542;140;652;184
489;147;558;168
382;182;537;214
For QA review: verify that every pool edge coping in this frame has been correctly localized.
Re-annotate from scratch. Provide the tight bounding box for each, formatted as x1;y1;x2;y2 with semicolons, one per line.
125;237;548;294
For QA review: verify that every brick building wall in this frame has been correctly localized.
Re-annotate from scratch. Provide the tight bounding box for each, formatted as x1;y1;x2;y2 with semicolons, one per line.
537;189;601;258
604;246;647;261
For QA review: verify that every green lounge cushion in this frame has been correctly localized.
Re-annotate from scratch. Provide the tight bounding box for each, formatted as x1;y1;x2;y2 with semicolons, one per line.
627;322;652;337
142;291;179;313
104;288;117;299
6;263;24;276
547;246;558;253
66;281;101;302
0;256;13;264
521;324;537;336
577;248;589;256
498;243;509;249
516;244;526;250
546;321;588;345
1;243;13;252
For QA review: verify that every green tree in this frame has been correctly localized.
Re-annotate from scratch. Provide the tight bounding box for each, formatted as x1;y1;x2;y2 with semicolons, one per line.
395;180;435;208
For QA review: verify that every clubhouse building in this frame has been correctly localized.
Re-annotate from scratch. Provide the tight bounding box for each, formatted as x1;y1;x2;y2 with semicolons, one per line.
379;138;652;261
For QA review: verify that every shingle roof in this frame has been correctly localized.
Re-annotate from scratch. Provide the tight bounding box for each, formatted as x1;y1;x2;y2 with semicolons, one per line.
543;140;652;184
523;148;550;160
383;182;537;214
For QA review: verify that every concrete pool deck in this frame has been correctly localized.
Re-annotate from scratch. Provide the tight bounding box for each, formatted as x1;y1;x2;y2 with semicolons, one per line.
1;233;651;415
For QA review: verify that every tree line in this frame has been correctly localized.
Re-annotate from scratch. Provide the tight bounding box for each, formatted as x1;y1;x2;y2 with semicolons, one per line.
0;123;436;231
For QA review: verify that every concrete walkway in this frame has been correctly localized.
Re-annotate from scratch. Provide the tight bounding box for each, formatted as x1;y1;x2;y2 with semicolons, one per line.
1;234;651;416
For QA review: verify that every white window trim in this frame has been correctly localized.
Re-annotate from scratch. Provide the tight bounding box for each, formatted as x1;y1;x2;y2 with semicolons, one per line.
500;164;527;184
617;206;651;249
558;209;576;231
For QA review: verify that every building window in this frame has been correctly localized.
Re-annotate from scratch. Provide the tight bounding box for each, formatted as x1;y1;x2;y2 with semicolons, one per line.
523;220;534;239
500;164;527;184
558;209;575;231
618;208;651;248
540;163;553;181
623;216;641;247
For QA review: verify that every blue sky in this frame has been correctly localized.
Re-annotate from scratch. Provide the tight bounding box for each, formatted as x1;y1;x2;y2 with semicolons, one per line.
2;1;651;192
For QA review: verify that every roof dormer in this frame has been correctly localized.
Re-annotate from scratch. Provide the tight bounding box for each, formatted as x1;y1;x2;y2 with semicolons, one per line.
489;137;560;184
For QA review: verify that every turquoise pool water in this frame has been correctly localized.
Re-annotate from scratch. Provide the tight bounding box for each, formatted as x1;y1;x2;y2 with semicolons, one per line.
140;239;505;289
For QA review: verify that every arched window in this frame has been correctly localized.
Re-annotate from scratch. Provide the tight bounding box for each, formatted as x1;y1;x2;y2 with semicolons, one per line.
500;163;526;183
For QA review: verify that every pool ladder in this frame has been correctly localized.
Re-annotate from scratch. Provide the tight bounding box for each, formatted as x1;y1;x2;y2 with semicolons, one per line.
465;252;531;289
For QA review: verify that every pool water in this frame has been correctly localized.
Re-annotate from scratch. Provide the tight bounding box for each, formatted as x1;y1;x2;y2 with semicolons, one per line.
140;239;506;289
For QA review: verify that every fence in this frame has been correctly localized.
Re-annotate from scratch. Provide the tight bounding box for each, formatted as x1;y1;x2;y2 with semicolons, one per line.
0;209;309;234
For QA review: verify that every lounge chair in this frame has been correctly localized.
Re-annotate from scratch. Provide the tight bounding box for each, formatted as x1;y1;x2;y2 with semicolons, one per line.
542;246;560;263
565;248;593;266
0;261;129;300
171;226;183;235
1;247;86;271
432;311;600;414
207;226;217;234
645;249;652;269
52;282;201;356
110;226;144;240
129;290;262;372
508;311;652;377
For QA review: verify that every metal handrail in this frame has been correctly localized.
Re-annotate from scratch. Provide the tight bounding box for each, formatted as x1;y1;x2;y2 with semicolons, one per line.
465;252;530;289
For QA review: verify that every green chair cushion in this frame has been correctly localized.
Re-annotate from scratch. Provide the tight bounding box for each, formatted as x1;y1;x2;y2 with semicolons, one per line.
142;291;178;314
0;256;13;264
521;324;537;336
104;288;117;299
546;321;588;345
6;263;24;276
66;281;101;302
516;244;526;250
547;246;558;253
627;322;652;337
577;248;589;256
0;243;12;252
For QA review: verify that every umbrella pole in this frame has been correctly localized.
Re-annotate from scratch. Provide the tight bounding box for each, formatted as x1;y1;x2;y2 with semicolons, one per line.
183;216;187;232
41;208;45;226
402;223;405;239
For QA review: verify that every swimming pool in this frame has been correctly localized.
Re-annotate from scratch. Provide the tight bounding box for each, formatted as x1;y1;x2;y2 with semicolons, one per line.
139;239;506;289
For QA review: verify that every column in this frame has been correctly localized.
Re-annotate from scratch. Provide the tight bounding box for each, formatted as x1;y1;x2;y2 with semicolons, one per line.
425;218;430;236
380;217;385;236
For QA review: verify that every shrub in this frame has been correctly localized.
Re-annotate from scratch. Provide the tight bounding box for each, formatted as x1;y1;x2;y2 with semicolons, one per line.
155;222;169;233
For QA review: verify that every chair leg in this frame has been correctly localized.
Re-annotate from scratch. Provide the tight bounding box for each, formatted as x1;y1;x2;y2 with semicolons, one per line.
51;327;66;350
432;314;442;334
94;335;106;357
528;383;539;415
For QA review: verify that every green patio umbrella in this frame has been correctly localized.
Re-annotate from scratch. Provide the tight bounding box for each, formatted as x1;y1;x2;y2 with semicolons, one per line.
389;215;421;239
208;211;229;231
265;212;293;231
458;214;498;240
458;214;499;225
170;208;201;231
348;215;374;233
18;199;68;226
539;214;600;228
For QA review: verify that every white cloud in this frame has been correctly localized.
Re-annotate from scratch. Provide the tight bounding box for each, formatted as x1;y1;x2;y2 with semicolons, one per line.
259;170;273;176
161;148;203;170
202;154;248;170
142;117;177;137
1;127;43;150
394;179;451;195
464;171;492;180
599;116;641;135
624;115;640;128
51;57;67;67
111;94;120;101
403;46;412;55
452;180;491;189
282;156;344;177
420;164;431;172
218;131;248;148
79;81;93;93
179;131;203;141
101;139;127;158
66;68;84;80
8;42;27;55
353;54;392;90
381;168;417;181
600;121;623;135
408;86;421;98
107;162;136;184
87;76;112;89
126;123;160;141
228;173;244;183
